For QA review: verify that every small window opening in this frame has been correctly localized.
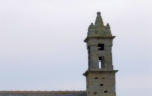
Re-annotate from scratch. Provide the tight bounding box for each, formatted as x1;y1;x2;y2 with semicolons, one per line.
104;90;108;93
100;84;104;86
98;57;104;69
102;77;105;79
94;77;98;79
93;92;97;95
98;44;104;50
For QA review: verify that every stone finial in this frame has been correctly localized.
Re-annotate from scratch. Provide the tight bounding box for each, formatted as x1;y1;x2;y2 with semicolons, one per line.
95;12;104;27
88;22;95;35
106;23;110;29
97;12;101;15
88;23;94;29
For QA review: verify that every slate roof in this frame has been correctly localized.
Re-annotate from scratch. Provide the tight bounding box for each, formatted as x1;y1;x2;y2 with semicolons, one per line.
0;91;86;96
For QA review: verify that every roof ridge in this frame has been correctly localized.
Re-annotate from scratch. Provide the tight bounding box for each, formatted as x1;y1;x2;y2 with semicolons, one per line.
0;91;86;94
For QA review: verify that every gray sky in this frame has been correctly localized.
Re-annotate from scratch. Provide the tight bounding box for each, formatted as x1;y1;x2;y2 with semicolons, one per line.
0;0;152;96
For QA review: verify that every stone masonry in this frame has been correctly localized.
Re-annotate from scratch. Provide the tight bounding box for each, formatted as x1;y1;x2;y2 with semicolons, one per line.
83;12;118;96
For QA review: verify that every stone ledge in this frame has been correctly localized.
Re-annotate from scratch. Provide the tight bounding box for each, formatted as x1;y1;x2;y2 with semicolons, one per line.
83;70;118;76
84;36;115;42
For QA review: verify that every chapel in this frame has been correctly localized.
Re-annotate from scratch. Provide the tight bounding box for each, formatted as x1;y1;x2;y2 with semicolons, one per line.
0;12;117;96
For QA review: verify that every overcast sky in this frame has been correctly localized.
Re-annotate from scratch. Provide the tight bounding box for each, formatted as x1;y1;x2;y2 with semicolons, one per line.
0;0;152;96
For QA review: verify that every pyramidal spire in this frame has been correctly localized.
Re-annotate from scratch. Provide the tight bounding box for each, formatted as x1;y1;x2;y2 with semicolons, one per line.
95;12;104;27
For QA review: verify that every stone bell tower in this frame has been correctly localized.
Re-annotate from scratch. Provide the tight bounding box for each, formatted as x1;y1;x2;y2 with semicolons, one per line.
83;12;118;96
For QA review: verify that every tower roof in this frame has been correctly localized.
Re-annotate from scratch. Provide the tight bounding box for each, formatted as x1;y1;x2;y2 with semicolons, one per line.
85;12;115;42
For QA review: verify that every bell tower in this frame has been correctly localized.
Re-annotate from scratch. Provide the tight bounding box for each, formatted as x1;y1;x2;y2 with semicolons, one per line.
84;12;118;96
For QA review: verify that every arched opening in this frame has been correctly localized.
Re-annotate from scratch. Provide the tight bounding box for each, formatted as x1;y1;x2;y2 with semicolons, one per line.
98;56;104;69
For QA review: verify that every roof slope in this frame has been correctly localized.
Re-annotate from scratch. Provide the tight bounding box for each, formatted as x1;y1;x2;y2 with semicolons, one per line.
0;91;86;96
